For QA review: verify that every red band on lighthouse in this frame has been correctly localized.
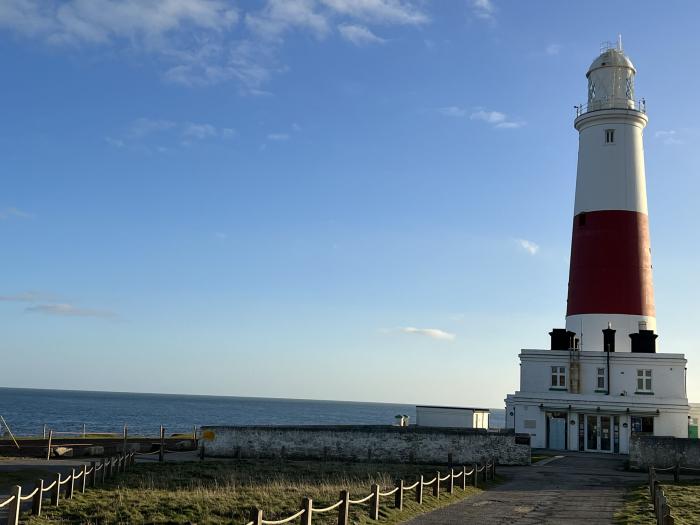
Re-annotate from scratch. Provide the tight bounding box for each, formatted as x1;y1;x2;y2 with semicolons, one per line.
567;209;655;317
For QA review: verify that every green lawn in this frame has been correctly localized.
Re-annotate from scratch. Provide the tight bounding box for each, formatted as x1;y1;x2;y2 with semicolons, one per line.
26;459;492;524
615;480;700;525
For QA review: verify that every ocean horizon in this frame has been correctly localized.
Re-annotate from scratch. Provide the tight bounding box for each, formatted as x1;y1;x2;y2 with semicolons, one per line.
0;387;505;437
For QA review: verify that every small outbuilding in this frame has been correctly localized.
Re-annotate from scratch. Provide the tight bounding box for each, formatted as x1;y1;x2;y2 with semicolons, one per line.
415;405;490;429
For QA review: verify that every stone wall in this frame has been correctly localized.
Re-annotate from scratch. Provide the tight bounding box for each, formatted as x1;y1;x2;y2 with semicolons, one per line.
201;425;530;465
629;434;700;469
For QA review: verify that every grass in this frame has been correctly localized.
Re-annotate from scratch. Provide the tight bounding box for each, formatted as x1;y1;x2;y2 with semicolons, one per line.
25;459;490;524
615;480;700;525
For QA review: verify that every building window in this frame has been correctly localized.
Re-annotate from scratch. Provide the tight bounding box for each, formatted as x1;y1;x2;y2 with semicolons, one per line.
631;416;654;434
605;129;615;144
596;367;606;390
637;369;653;392
551;366;566;388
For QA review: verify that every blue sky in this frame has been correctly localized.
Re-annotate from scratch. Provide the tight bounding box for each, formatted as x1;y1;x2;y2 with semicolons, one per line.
1;0;699;407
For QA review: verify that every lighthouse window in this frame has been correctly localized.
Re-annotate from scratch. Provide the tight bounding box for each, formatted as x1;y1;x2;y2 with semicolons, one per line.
605;129;615;144
636;369;653;392
551;366;567;388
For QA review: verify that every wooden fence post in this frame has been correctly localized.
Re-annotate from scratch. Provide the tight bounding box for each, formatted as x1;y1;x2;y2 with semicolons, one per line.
90;462;96;487
473;464;478;488
51;473;61;506
395;480;403;510
81;464;87;492
46;430;53;461
7;485;21;525
301;497;313;525
159;425;165;463
101;458;107;484
674;463;680;483
43;424;47;439
338;489;349;525
449;469;455;494
32;478;44;516
433;472;440;498
123;425;128;454
416;475;423;504
249;508;263;525
67;469;75;499
370;484;379;520
461;466;467;490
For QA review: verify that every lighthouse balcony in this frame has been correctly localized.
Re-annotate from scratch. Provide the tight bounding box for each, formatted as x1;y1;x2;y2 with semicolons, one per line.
575;97;646;117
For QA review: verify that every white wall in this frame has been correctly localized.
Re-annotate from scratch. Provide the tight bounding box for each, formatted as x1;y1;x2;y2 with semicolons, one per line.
518;350;686;399
416;407;474;428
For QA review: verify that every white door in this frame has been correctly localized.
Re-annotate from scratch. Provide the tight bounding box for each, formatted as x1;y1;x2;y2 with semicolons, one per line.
549;417;566;450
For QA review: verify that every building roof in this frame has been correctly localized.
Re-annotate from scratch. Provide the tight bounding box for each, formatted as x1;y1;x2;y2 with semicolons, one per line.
416;405;490;412
587;48;636;77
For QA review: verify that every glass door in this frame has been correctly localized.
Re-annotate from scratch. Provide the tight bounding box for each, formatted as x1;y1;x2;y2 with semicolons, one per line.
600;416;611;451
586;415;598;450
585;415;613;452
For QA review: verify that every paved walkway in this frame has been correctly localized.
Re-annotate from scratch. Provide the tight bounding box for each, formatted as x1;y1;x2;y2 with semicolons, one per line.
405;454;648;525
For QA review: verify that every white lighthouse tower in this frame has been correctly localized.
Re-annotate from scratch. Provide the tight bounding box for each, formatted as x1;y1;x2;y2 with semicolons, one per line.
566;37;655;353
505;40;689;454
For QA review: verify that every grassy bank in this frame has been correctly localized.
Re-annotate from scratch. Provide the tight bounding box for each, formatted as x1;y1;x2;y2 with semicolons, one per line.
615;480;700;525
26;459;489;524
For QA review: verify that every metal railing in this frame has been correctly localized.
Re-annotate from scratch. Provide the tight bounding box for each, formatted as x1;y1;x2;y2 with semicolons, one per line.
575;97;646;117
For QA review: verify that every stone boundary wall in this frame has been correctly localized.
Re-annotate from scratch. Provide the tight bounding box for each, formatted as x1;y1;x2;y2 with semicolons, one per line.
629;434;700;469
201;425;530;465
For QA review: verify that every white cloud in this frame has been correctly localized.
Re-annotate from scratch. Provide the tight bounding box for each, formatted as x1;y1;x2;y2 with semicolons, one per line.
0;207;32;220
26;303;117;318
113;118;235;150
471;0;495;20
545;43;561;56
267;132;290;141
246;0;330;41
400;327;456;341
321;0;428;25
0;292;44;302
438;106;467;117
655;130;683;145
0;0;429;91
183;122;217;139
470;108;524;129
128;117;176;138
516;238;540;255
338;23;384;46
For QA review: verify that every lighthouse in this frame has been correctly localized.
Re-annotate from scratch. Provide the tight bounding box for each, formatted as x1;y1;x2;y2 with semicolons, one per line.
505;40;689;453
566;38;655;353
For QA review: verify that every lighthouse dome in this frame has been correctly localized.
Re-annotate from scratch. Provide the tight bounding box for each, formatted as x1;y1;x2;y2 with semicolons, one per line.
585;44;638;111
587;48;636;77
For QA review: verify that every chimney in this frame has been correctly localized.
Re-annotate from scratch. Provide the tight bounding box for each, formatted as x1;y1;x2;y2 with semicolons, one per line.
603;322;616;352
629;330;658;353
549;329;576;350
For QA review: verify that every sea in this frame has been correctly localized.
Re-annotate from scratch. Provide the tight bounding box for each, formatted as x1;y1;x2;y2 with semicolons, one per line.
0;388;505;437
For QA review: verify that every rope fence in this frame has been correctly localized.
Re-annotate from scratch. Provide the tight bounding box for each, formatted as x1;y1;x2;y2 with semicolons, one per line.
646;463;700;525
245;459;496;525
0;451;136;525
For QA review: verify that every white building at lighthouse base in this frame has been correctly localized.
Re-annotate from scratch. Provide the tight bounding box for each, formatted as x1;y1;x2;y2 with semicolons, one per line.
505;349;689;453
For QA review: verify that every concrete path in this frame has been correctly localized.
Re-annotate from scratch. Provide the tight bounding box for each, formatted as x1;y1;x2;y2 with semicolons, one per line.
405;453;648;525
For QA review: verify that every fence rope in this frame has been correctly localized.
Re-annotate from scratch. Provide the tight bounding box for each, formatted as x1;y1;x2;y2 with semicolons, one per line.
74;470;83;479
402;481;419;490
452;471;462;478
438;474;451;482
260;508;306;524
348;493;374;504
378;487;399;497
19;487;40;501
312;500;343;513
86;467;94;475
58;475;72;486
422;477;437;486
464;469;475;476
0;495;15;508
42;480;57;492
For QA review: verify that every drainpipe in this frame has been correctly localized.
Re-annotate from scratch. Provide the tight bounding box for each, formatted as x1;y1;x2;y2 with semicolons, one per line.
606;344;611;395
